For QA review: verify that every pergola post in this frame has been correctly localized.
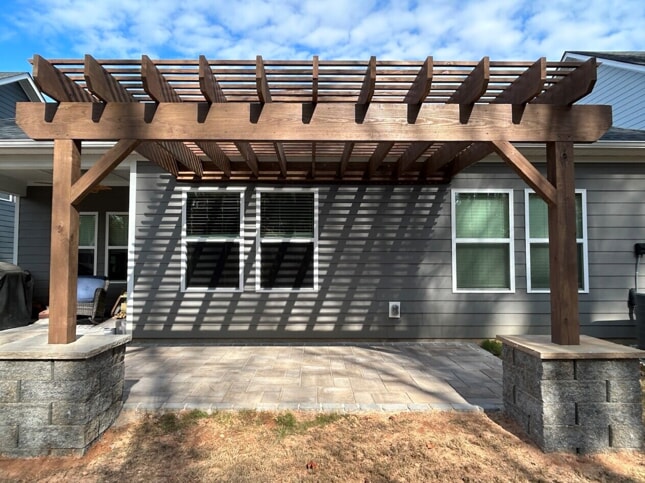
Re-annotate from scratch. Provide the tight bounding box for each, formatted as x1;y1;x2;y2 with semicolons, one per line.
48;139;81;344
546;141;580;345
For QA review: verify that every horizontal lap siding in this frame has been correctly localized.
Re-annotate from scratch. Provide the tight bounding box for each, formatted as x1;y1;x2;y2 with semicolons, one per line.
0;198;15;262
132;161;643;340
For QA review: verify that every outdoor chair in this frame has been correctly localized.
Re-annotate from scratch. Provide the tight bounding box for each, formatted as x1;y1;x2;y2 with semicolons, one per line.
77;275;109;323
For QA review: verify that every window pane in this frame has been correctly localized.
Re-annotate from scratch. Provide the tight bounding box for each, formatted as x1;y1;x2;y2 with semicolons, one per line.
530;242;584;290
529;192;583;239
187;192;240;237
108;248;127;281
79;215;96;246
456;243;510;289
108;214;129;246
455;193;509;239
78;249;95;275
530;243;550;289
528;194;548;239
261;242;314;289
186;242;240;289
261;192;314;238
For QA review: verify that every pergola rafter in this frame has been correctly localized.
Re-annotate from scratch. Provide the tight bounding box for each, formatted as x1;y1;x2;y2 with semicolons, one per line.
15;54;612;345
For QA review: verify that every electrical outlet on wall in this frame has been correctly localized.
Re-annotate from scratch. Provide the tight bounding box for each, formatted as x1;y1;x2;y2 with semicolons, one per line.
389;301;401;318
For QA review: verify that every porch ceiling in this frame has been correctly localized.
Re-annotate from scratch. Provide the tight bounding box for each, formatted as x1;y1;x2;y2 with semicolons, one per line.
15;55;611;184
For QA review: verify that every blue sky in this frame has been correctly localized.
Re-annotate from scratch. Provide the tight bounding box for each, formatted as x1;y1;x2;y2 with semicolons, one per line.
1;0;643;72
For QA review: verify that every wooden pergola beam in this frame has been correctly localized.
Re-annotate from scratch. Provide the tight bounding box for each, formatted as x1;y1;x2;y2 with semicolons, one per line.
235;141;260;177
396;141;433;177
491;140;556;205
136;142;179;176
17;103;612;143
357;56;376;105
404;57;433;104
274;141;288;178
71;139;140;205
366;142;394;178
547;142;580;344
533;57;597;106
449;142;494;176
33;54;95;102
256;55;272;103
423;142;470;177
448;57;489;104
199;55;227;103
195;141;231;177
493;57;546;104
312;55;319;104
49;140;82;343
338;142;354;178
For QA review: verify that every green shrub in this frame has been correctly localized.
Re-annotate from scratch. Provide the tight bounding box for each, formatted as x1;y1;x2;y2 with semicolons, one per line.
480;339;503;357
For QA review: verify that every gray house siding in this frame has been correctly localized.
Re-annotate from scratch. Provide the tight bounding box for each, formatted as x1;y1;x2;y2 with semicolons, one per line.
0;195;15;262
132;161;643;341
0;82;29;119
565;57;645;130
17;186;129;309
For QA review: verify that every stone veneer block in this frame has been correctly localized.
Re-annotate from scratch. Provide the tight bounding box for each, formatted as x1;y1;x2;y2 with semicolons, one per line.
500;335;645;454
0;332;130;457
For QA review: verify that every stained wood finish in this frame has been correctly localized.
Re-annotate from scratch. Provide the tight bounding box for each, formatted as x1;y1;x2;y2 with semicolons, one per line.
448;57;489;104
16;102;612;143
49;140;81;344
547;142;580;344
71;139;140;205
533;58;597;106
404;57;433;104
18;55;611;345
491;140;556;204
493;58;546;104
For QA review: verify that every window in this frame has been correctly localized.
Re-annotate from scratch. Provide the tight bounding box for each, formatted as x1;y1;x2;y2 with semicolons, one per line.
0;192;14;202
79;213;98;275
452;190;514;292
106;213;128;281
257;189;318;291
525;190;588;292
182;189;244;291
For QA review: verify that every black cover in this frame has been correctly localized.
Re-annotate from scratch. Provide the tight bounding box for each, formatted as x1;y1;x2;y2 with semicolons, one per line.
0;262;34;330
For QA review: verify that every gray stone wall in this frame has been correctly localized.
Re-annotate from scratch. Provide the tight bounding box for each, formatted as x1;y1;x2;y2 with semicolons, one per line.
502;344;644;453
0;344;126;457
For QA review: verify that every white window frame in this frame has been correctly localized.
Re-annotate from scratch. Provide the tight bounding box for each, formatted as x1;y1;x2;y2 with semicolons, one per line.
79;212;98;276
256;187;319;293
524;189;589;293
0;193;14;202
451;189;515;293
181;186;245;292
105;212;128;282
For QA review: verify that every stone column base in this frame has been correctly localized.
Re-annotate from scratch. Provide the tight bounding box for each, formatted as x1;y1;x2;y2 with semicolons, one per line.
0;333;131;457
500;335;644;453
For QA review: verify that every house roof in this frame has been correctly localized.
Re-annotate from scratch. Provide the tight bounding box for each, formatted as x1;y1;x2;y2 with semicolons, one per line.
0;119;29;140
600;126;645;141
566;51;645;66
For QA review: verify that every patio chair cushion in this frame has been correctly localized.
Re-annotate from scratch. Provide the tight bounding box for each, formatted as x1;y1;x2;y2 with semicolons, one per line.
77;275;108;303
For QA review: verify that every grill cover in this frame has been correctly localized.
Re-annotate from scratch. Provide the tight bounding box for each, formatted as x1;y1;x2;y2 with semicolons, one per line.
0;262;34;330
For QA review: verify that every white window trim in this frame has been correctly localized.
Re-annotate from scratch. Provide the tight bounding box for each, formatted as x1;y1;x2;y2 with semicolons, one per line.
451;189;515;293
79;212;98;276
12;196;19;264
181;186;245;292
256;187;319;293
524;189;589;293
105;211;128;282
0;193;14;202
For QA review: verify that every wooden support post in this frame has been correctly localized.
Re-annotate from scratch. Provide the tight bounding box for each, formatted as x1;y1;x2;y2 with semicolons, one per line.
547;142;580;345
49;140;81;344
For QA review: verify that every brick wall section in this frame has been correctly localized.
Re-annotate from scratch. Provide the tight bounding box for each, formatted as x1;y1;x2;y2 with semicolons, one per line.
502;344;644;453
0;345;126;457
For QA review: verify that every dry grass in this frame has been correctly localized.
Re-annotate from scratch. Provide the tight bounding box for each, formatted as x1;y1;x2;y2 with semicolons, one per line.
1;409;644;483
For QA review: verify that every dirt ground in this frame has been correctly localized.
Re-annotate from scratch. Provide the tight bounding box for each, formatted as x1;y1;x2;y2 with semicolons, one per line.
0;409;643;483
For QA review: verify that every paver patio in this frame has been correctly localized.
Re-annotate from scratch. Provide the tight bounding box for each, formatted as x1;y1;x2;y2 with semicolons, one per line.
123;341;503;412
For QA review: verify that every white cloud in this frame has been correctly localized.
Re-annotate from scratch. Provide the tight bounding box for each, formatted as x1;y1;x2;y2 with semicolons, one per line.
6;0;645;63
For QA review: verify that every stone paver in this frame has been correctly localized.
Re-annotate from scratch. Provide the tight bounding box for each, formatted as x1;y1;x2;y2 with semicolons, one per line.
123;341;503;413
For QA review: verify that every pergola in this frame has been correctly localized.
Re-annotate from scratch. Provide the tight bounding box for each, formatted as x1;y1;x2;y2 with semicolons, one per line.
15;54;611;345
